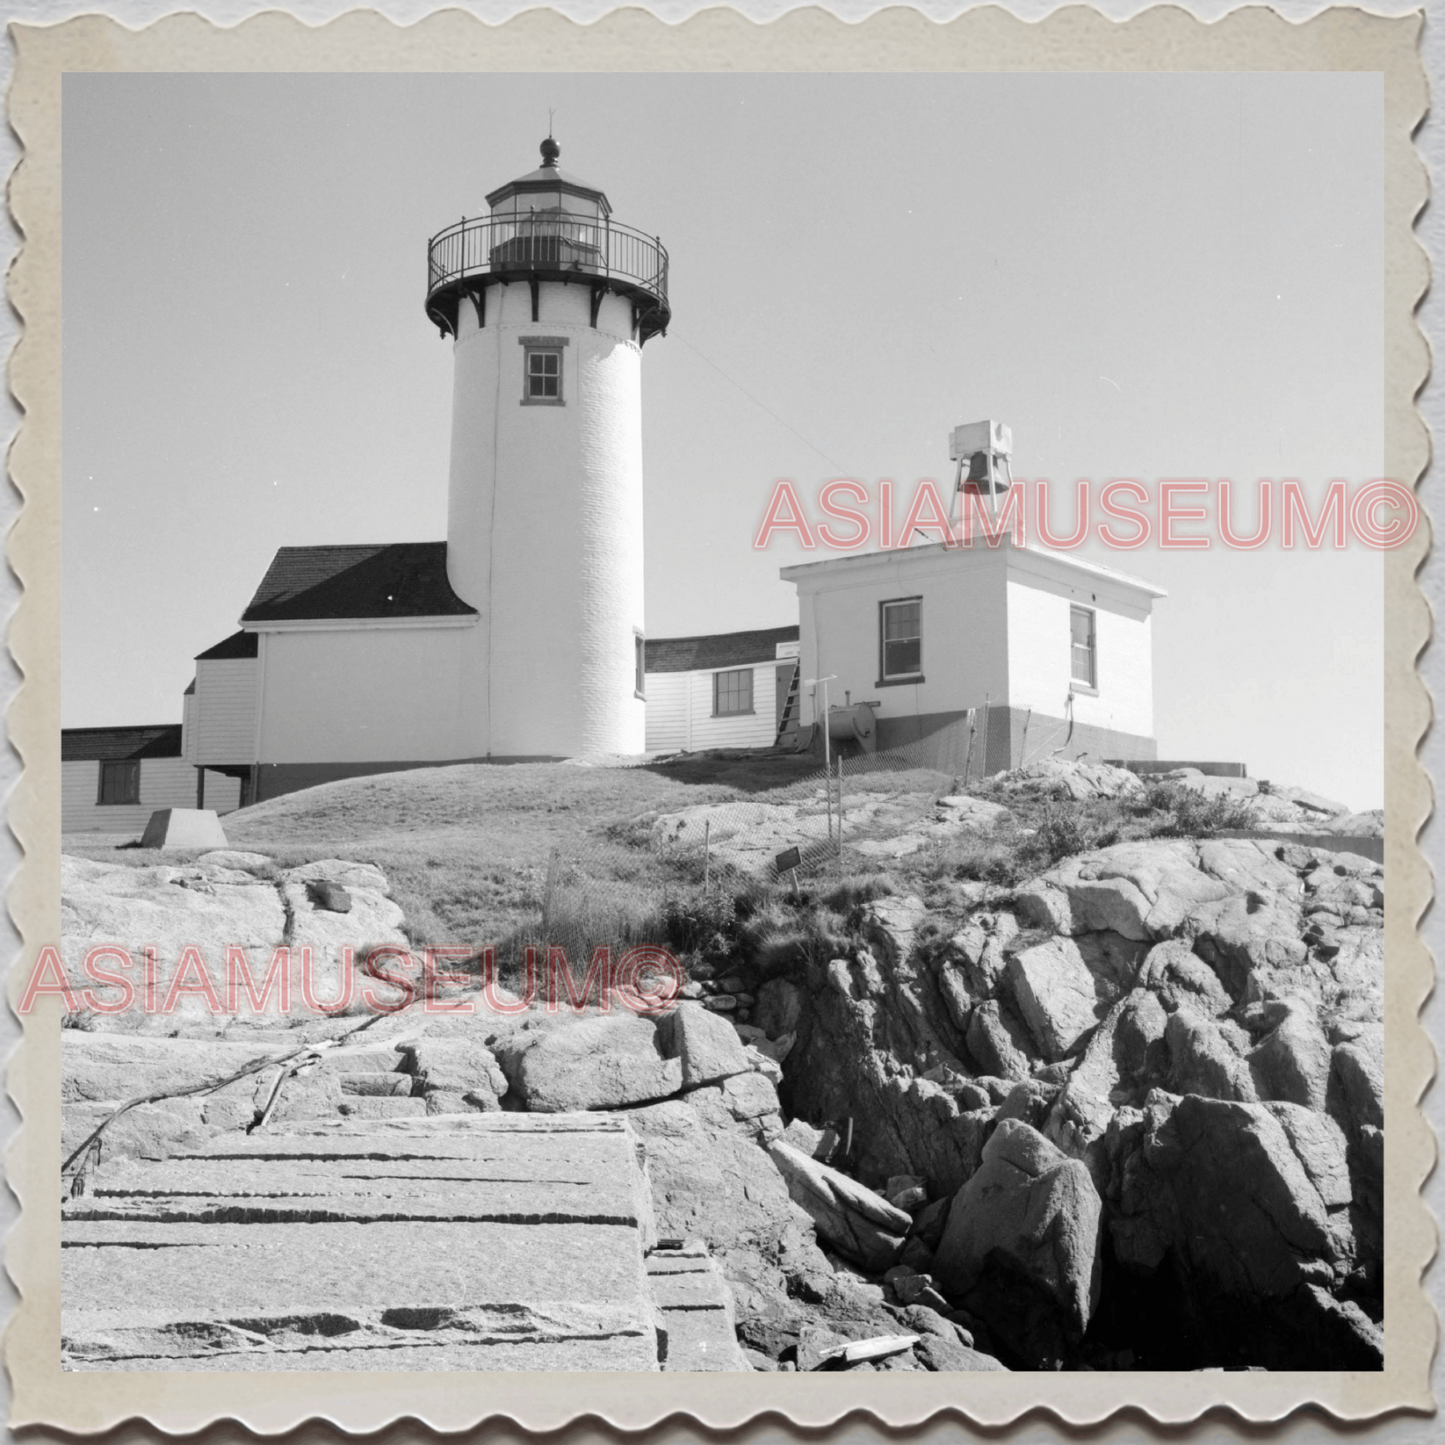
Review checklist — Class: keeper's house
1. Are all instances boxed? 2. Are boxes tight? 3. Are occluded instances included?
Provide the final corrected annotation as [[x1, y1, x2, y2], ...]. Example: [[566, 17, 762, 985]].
[[61, 724, 242, 834], [644, 626, 801, 753], [780, 537, 1165, 772]]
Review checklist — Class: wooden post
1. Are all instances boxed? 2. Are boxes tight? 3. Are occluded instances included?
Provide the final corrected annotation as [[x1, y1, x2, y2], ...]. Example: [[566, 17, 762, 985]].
[[963, 708, 977, 786], [836, 755, 844, 854], [703, 818, 711, 894], [542, 847, 560, 940]]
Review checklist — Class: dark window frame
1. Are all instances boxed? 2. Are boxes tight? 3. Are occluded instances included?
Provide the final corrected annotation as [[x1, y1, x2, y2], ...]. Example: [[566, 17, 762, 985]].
[[97, 758, 141, 806], [1070, 604, 1098, 690], [879, 596, 924, 683], [634, 630, 646, 700], [713, 667, 755, 717]]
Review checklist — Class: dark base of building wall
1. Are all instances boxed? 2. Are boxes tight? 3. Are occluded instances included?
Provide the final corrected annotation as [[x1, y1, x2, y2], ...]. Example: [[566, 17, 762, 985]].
[[1109, 759, 1249, 778], [865, 706, 1156, 777], [252, 757, 564, 805]]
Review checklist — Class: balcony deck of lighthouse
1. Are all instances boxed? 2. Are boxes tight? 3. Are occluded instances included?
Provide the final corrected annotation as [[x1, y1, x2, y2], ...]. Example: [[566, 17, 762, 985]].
[[429, 137, 669, 759]]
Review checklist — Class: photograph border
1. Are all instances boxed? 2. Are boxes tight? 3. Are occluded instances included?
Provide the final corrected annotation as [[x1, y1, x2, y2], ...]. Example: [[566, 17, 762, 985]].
[[5, 3, 1434, 1431]]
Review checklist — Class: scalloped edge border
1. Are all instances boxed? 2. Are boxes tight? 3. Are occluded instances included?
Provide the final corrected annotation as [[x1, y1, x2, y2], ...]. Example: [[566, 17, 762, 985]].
[[4, 3, 1434, 1433]]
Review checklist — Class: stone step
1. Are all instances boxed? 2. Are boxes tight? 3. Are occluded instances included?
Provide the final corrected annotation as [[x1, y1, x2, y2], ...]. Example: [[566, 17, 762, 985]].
[[646, 1242, 750, 1372], [339, 1073, 412, 1095], [335, 1097, 427, 1119], [62, 1113, 661, 1371]]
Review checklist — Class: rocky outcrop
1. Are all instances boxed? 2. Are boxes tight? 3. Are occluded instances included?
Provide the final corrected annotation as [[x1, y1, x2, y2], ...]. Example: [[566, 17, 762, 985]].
[[933, 1120, 1102, 1367], [491, 1012, 684, 1111], [734, 831, 1384, 1369], [60, 853, 408, 1031], [60, 786, 1385, 1373]]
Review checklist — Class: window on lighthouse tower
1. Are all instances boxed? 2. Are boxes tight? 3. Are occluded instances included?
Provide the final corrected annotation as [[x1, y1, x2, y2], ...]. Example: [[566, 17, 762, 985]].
[[520, 335, 568, 405]]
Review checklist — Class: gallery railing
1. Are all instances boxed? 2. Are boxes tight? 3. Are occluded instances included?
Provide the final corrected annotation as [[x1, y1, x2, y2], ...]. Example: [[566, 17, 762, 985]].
[[426, 213, 669, 311]]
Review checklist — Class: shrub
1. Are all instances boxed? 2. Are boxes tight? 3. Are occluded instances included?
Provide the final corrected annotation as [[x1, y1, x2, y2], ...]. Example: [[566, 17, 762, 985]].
[[819, 874, 897, 912], [658, 888, 737, 959], [1136, 781, 1257, 837]]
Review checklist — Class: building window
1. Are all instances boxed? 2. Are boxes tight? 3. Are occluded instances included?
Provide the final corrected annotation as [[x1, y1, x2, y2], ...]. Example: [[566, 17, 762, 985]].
[[880, 598, 923, 680], [713, 668, 754, 717], [1071, 605, 1097, 688], [634, 631, 646, 699], [519, 335, 569, 405], [97, 759, 141, 806]]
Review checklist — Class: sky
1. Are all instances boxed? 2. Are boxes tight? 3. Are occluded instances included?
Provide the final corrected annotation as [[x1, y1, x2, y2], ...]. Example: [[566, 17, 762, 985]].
[[62, 71, 1385, 808]]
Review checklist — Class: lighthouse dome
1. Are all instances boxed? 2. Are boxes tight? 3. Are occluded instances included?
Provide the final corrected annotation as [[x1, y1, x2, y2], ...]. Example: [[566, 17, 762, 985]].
[[485, 138, 611, 220]]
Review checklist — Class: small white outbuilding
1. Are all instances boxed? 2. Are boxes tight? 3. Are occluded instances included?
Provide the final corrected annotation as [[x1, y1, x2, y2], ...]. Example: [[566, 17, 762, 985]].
[[780, 536, 1165, 773]]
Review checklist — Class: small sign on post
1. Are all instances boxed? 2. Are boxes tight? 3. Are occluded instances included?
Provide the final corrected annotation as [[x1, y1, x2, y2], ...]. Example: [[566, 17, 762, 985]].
[[775, 845, 802, 897]]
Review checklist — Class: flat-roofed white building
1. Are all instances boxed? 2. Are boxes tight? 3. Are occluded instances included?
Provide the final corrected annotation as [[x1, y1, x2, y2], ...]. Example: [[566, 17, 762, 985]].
[[780, 538, 1165, 773]]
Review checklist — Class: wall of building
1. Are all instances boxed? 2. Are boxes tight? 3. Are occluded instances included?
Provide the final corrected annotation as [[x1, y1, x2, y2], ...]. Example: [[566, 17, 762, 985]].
[[447, 281, 646, 758], [787, 546, 1012, 741], [190, 657, 259, 767], [254, 624, 472, 764], [645, 665, 779, 752], [61, 759, 241, 833], [787, 542, 1161, 769], [1005, 575, 1155, 740], [869, 706, 1156, 774]]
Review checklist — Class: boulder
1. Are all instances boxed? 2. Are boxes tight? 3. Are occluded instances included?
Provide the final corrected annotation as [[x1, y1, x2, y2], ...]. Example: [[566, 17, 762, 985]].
[[1329, 1036, 1384, 1134], [1246, 1001, 1332, 1110], [861, 895, 929, 969], [995, 758, 1143, 801], [1005, 938, 1106, 1059], [936, 795, 1012, 828], [656, 1002, 751, 1086], [720, 1071, 781, 1121], [933, 1119, 1102, 1365], [491, 1012, 682, 1112], [1165, 1004, 1257, 1102], [965, 1000, 1034, 1080], [753, 979, 804, 1038], [399, 1039, 509, 1104], [60, 853, 406, 1030], [1112, 1095, 1338, 1298], [1016, 840, 1233, 942], [1135, 937, 1232, 1016], [767, 1140, 910, 1273], [281, 859, 392, 897], [62, 1033, 285, 1104]]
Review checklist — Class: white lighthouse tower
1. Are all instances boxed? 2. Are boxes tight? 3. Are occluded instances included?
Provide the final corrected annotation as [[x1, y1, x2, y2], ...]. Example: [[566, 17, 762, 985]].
[[425, 138, 669, 758]]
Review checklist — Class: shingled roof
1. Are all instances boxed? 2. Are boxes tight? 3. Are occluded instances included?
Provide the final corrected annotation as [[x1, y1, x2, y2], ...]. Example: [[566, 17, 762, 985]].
[[196, 630, 259, 661], [645, 625, 799, 675], [62, 724, 183, 763], [240, 543, 477, 624]]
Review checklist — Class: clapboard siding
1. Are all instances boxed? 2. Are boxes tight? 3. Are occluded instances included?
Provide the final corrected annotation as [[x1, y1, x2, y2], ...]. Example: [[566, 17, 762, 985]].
[[182, 692, 198, 764], [643, 673, 690, 751], [644, 665, 776, 751], [194, 658, 258, 765], [61, 760, 242, 834]]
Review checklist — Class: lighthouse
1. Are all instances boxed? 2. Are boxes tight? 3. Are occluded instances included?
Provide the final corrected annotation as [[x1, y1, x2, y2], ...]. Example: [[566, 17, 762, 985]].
[[425, 138, 670, 758]]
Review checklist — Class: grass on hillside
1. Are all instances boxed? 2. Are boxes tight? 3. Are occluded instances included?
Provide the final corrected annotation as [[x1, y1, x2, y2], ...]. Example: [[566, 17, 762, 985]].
[[63, 758, 1256, 977]]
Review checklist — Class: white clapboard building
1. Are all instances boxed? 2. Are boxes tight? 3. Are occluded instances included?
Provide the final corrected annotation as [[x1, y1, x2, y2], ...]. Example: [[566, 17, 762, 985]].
[[643, 627, 800, 753], [61, 724, 241, 834]]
